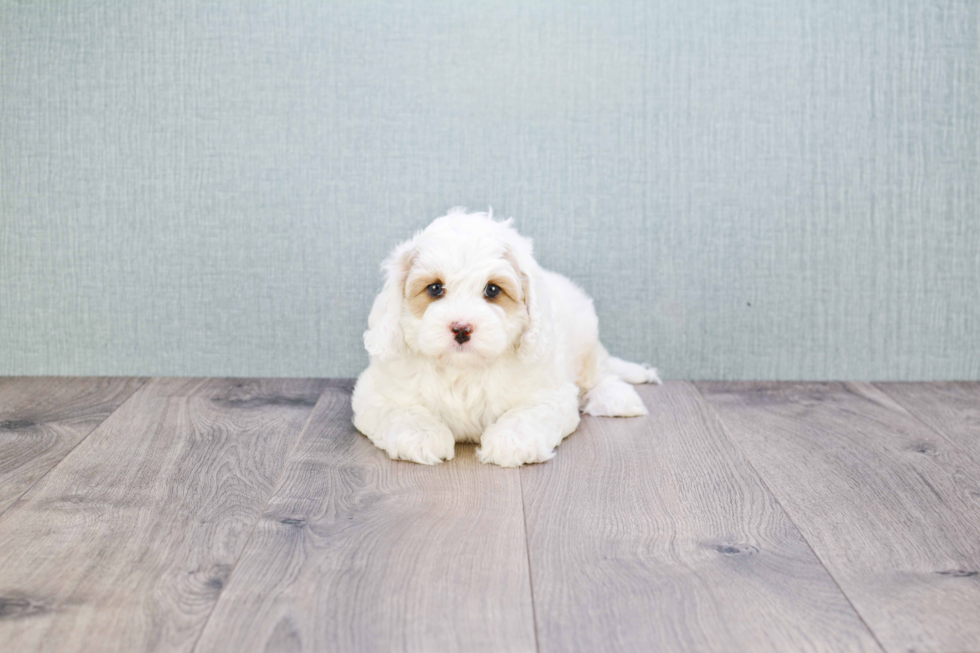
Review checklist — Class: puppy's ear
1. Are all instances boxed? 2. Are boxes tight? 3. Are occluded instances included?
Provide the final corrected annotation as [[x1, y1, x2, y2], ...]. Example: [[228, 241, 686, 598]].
[[505, 240, 550, 362], [364, 238, 417, 361]]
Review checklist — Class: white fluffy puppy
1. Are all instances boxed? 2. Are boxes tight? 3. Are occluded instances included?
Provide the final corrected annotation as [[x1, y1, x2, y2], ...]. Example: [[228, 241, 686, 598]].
[[352, 209, 661, 467]]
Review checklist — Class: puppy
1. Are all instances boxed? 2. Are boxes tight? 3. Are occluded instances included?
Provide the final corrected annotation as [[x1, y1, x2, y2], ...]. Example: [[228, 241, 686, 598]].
[[352, 209, 661, 467]]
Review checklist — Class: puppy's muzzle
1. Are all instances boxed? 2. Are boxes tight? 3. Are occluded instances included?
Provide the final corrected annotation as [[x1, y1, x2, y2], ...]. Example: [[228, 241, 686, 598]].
[[450, 322, 473, 344]]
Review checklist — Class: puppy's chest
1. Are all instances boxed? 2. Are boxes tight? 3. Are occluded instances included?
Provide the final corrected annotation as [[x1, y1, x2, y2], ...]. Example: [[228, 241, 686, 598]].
[[419, 370, 510, 441]]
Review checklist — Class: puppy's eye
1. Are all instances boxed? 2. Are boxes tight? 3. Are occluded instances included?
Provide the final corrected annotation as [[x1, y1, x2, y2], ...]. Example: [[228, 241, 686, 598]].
[[426, 283, 444, 298], [484, 283, 501, 299]]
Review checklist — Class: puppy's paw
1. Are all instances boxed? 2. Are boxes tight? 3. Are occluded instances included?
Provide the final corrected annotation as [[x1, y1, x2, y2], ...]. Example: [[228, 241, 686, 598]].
[[605, 356, 662, 385], [584, 376, 649, 417], [641, 365, 662, 385], [477, 426, 556, 467], [382, 422, 456, 465]]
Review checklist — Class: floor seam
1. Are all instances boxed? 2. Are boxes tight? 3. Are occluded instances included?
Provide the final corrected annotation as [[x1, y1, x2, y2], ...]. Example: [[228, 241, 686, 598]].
[[871, 382, 980, 470], [0, 376, 150, 522], [187, 379, 329, 653], [690, 381, 890, 653], [519, 466, 543, 653]]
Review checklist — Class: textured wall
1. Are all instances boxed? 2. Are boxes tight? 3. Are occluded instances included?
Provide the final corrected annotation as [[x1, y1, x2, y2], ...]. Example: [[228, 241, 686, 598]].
[[1, 0, 978, 379]]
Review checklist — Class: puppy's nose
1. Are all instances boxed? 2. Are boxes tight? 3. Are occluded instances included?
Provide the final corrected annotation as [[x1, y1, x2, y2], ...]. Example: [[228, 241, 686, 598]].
[[450, 322, 473, 344]]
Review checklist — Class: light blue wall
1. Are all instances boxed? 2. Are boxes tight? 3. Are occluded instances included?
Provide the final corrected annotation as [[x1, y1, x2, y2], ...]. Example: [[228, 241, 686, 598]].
[[1, 0, 978, 379]]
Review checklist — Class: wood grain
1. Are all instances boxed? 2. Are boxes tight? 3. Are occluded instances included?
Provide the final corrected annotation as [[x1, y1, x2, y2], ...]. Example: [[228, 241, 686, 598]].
[[0, 377, 326, 653], [521, 382, 881, 653], [697, 381, 980, 653], [876, 382, 980, 464], [193, 381, 536, 653], [0, 377, 146, 515]]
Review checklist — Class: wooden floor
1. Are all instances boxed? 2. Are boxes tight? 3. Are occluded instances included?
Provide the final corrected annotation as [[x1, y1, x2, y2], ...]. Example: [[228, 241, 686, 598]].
[[0, 379, 978, 653]]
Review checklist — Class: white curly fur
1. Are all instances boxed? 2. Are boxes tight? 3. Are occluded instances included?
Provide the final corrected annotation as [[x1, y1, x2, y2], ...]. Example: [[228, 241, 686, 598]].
[[352, 209, 661, 467]]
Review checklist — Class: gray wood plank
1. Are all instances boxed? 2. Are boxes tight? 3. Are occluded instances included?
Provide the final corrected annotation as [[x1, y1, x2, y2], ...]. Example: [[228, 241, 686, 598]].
[[0, 377, 147, 515], [194, 381, 536, 653], [521, 381, 881, 653], [876, 382, 980, 464], [697, 381, 980, 653], [0, 377, 327, 653]]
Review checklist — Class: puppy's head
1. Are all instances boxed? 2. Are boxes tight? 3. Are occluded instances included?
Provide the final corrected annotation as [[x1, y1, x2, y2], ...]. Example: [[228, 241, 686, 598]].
[[364, 209, 546, 365]]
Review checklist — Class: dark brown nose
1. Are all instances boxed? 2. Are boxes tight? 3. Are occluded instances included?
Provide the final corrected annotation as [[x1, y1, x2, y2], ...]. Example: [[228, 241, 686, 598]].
[[451, 322, 473, 344]]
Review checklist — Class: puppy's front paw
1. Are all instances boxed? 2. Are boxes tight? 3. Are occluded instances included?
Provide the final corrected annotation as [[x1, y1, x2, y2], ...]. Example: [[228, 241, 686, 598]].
[[382, 422, 455, 465], [477, 426, 556, 468]]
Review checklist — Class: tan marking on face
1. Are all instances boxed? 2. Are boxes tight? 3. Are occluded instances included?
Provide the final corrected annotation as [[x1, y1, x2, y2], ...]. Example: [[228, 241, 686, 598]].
[[485, 277, 522, 315], [406, 275, 442, 318]]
